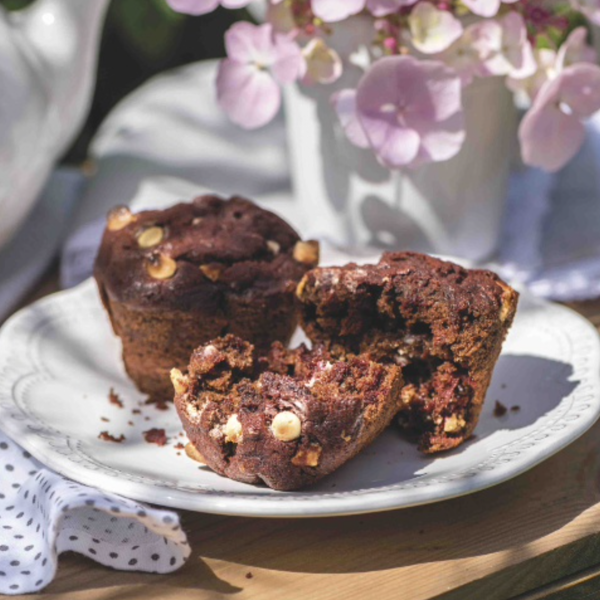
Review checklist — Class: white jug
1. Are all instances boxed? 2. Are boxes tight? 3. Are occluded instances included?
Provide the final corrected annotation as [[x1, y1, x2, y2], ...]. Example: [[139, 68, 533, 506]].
[[0, 0, 110, 248]]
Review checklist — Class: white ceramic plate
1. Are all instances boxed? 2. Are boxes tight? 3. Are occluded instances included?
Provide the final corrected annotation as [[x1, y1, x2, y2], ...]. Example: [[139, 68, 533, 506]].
[[0, 278, 599, 518]]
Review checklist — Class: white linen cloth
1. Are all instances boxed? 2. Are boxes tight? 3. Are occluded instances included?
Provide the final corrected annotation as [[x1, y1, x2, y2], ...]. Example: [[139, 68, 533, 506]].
[[2, 59, 600, 595]]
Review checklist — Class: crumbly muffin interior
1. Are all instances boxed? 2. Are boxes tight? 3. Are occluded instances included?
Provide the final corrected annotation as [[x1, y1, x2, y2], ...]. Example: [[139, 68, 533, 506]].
[[297, 252, 518, 453], [174, 335, 402, 490]]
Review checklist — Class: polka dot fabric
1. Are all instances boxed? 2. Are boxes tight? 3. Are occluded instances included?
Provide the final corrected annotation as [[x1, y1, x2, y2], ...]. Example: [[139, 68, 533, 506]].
[[0, 431, 190, 595]]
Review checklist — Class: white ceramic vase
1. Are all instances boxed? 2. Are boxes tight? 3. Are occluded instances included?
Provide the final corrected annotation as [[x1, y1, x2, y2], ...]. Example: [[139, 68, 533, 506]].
[[284, 72, 518, 261]]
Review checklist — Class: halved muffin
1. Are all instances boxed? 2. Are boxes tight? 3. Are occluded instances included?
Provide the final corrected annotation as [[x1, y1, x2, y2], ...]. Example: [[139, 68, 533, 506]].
[[173, 335, 403, 491], [296, 252, 518, 453]]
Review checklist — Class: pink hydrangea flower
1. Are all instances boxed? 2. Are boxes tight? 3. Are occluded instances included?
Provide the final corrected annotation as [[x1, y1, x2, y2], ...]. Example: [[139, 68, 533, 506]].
[[367, 0, 419, 17], [166, 0, 251, 15], [408, 2, 463, 55], [311, 0, 417, 22], [311, 0, 366, 22], [472, 12, 536, 80], [216, 22, 305, 129], [461, 0, 518, 18], [335, 56, 465, 169], [519, 63, 600, 171]]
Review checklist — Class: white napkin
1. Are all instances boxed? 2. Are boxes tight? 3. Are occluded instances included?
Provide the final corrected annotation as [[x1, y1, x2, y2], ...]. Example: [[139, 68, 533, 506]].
[[0, 431, 190, 595]]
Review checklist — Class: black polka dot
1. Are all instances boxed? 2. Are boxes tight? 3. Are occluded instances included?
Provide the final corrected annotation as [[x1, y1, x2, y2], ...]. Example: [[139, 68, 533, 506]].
[[5, 464, 14, 472], [14, 535, 23, 539], [109, 552, 118, 559], [2, 526, 11, 530], [0, 571, 5, 576], [24, 545, 33, 551], [26, 518, 33, 526], [92, 538, 100, 544], [0, 546, 7, 551], [69, 535, 78, 541], [12, 483, 20, 489], [35, 553, 41, 560], [85, 499, 95, 506], [137, 510, 147, 518], [23, 491, 29, 499], [21, 570, 30, 575], [151, 553, 160, 561], [22, 450, 31, 458], [9, 584, 18, 590], [111, 507, 121, 513], [35, 580, 43, 587], [163, 516, 173, 524], [16, 512, 24, 519], [10, 561, 20, 567], [42, 558, 47, 566], [170, 557, 176, 566], [88, 548, 97, 555], [0, 442, 7, 449], [132, 545, 139, 551], [128, 558, 137, 566]]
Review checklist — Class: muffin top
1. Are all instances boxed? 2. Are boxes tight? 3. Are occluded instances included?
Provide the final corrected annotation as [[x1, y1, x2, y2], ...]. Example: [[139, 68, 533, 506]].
[[94, 195, 318, 310]]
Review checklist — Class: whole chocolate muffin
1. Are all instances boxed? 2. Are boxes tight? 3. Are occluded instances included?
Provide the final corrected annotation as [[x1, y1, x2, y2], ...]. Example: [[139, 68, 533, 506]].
[[94, 195, 319, 402], [173, 335, 403, 491], [296, 252, 518, 454]]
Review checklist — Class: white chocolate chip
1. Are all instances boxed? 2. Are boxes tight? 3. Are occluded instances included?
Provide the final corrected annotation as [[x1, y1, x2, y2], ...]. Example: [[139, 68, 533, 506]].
[[170, 368, 189, 395], [444, 415, 466, 434], [271, 411, 302, 442], [185, 443, 206, 464], [293, 240, 320, 266], [267, 240, 281, 255], [107, 206, 135, 231], [200, 264, 222, 282], [224, 414, 243, 444], [146, 254, 177, 279], [292, 444, 322, 467], [497, 282, 515, 322], [137, 226, 164, 249]]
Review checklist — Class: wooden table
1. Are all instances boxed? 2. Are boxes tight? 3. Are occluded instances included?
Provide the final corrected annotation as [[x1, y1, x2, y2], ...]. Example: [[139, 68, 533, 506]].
[[10, 271, 600, 600]]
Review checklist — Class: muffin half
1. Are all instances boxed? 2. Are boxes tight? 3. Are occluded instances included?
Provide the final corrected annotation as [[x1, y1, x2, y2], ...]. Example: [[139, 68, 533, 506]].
[[296, 252, 518, 454], [173, 335, 403, 491]]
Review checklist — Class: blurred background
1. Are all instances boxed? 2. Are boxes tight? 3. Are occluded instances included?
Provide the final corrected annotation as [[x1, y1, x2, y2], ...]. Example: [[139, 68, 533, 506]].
[[1, 0, 247, 163]]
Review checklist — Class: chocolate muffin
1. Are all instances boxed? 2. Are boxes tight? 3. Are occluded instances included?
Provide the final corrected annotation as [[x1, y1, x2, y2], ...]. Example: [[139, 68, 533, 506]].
[[173, 335, 403, 491], [94, 195, 319, 402], [296, 252, 518, 454]]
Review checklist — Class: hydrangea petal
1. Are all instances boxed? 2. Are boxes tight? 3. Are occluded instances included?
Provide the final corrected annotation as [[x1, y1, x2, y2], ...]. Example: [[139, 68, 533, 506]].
[[409, 2, 463, 55], [312, 0, 366, 22], [166, 0, 219, 14], [216, 59, 282, 129], [332, 89, 370, 148], [519, 104, 585, 172]]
